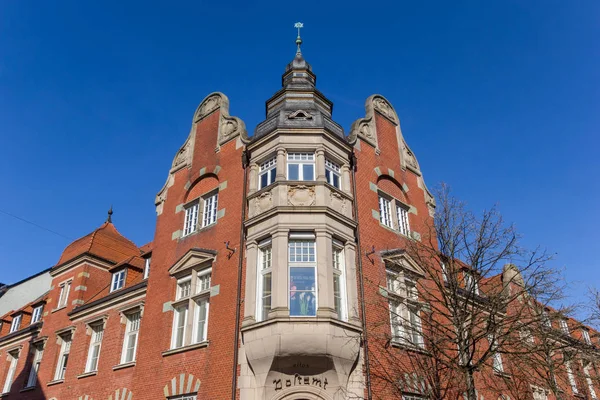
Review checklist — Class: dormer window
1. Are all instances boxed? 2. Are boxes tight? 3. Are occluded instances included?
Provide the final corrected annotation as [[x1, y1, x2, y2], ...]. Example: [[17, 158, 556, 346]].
[[287, 153, 315, 181], [9, 314, 21, 333], [111, 270, 126, 292], [31, 305, 43, 324]]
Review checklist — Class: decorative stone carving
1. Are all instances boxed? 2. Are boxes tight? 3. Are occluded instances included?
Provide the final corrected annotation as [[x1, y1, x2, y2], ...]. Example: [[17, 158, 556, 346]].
[[329, 191, 347, 215], [195, 94, 222, 122], [373, 96, 397, 122], [164, 373, 201, 398], [251, 191, 273, 217], [401, 139, 419, 171], [424, 189, 436, 217], [287, 109, 313, 120], [287, 185, 315, 206]]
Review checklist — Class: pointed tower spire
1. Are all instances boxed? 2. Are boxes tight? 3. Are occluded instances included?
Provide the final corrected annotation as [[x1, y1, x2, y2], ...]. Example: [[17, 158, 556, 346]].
[[106, 205, 113, 223], [294, 22, 304, 55]]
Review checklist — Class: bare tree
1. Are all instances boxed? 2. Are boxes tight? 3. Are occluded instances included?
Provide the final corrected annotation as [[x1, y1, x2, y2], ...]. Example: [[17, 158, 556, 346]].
[[366, 184, 574, 400]]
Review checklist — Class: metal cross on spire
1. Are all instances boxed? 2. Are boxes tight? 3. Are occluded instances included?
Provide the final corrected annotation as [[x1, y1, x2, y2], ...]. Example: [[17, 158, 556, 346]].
[[294, 22, 304, 54]]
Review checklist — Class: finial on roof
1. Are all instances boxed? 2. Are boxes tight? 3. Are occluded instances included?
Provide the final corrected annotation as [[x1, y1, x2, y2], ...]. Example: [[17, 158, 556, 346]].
[[107, 205, 113, 223], [294, 22, 304, 55]]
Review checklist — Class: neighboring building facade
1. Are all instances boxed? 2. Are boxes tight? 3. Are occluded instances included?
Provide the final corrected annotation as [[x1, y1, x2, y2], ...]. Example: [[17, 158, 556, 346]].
[[0, 40, 598, 400]]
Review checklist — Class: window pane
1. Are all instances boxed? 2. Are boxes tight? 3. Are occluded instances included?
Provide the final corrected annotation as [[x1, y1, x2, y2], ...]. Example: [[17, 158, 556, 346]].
[[290, 267, 316, 316], [302, 164, 314, 180], [195, 300, 208, 343], [333, 275, 342, 319], [288, 164, 299, 180], [261, 272, 272, 321], [260, 172, 269, 189]]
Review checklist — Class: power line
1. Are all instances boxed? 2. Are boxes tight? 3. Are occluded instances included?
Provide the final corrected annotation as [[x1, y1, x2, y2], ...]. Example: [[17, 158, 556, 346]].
[[0, 208, 74, 241]]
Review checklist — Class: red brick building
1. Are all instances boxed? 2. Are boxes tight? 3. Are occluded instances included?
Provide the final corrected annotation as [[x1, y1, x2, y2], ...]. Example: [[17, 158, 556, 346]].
[[0, 38, 598, 400]]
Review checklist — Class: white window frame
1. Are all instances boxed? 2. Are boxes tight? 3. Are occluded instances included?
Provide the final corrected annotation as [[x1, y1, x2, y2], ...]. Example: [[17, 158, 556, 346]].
[[464, 271, 480, 295], [31, 305, 43, 324], [396, 204, 410, 236], [120, 311, 141, 364], [566, 359, 579, 394], [560, 319, 570, 335], [143, 257, 151, 279], [288, 233, 317, 317], [386, 269, 424, 348], [332, 240, 347, 321], [2, 350, 18, 394], [489, 336, 504, 373], [584, 362, 597, 399], [110, 269, 126, 292], [287, 152, 315, 181], [171, 268, 212, 349], [54, 333, 72, 380], [85, 322, 104, 372], [170, 396, 197, 400], [57, 280, 72, 309], [202, 192, 218, 227], [9, 315, 21, 333], [183, 201, 200, 236], [582, 329, 592, 345], [256, 239, 272, 322], [379, 195, 393, 228], [325, 159, 341, 189], [259, 157, 276, 189], [25, 343, 43, 388]]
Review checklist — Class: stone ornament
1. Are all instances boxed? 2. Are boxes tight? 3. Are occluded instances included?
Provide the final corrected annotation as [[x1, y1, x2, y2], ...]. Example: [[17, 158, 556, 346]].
[[287, 109, 313, 120], [288, 185, 316, 206], [155, 92, 248, 214], [329, 191, 347, 215], [373, 96, 397, 123], [108, 388, 132, 400], [164, 373, 201, 398], [401, 139, 420, 172], [250, 191, 273, 218]]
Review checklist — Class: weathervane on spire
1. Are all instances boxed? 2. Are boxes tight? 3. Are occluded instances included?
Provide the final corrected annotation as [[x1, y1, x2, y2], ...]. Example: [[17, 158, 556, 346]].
[[106, 205, 113, 223], [294, 22, 304, 54]]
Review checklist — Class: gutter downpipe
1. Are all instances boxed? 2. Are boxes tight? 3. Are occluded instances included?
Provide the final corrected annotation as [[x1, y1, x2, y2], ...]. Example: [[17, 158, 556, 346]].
[[232, 148, 249, 400], [350, 150, 373, 400]]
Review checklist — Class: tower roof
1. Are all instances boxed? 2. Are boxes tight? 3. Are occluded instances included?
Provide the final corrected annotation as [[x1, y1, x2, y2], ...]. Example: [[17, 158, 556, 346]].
[[253, 23, 344, 140], [55, 221, 140, 267]]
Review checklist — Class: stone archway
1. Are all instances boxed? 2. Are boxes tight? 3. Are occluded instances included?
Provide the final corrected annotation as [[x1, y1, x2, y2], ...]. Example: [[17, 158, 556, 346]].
[[271, 387, 332, 400]]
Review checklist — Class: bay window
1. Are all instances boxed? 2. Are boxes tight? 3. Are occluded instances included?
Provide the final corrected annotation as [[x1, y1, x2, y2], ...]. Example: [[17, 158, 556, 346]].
[[287, 153, 315, 181], [121, 311, 141, 364], [289, 234, 316, 317], [325, 159, 341, 188], [256, 239, 272, 322], [332, 240, 347, 320], [259, 157, 276, 189]]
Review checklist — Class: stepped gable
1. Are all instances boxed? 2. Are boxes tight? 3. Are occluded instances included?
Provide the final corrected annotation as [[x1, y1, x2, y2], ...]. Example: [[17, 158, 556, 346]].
[[55, 221, 140, 267]]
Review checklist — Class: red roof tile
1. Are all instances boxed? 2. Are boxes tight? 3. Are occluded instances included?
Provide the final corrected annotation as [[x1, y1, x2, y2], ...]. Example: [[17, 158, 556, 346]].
[[55, 222, 140, 266]]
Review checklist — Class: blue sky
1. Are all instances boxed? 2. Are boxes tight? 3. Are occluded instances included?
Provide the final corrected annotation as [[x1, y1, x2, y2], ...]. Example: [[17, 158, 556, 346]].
[[0, 1, 598, 305]]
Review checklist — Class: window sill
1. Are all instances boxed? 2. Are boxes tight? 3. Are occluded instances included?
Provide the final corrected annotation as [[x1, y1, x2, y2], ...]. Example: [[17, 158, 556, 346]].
[[493, 371, 511, 379], [162, 341, 209, 357], [113, 361, 136, 371], [77, 371, 97, 379], [47, 379, 64, 387], [0, 393, 9, 398], [390, 340, 428, 355], [180, 223, 217, 241], [51, 306, 67, 313], [20, 386, 36, 393]]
